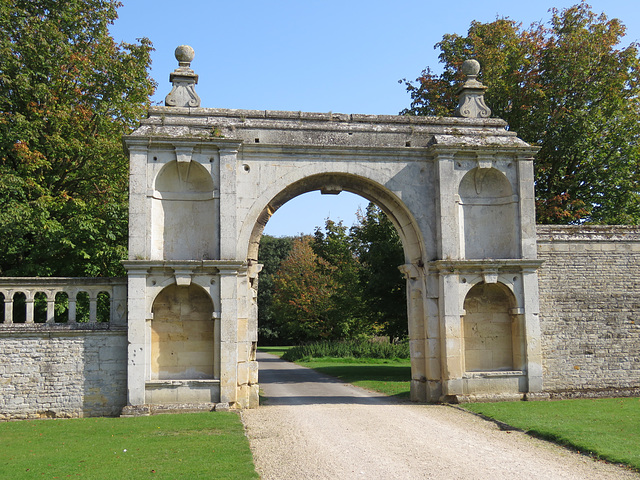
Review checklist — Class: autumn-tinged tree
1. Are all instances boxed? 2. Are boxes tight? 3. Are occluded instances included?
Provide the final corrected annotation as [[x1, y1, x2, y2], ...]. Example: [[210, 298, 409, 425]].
[[0, 1, 155, 276], [264, 208, 408, 343], [270, 236, 337, 343], [402, 3, 640, 224], [257, 235, 293, 343]]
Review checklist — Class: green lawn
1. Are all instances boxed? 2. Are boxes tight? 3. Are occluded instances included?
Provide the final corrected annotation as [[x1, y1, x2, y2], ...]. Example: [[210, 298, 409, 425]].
[[464, 398, 640, 471], [0, 412, 259, 479]]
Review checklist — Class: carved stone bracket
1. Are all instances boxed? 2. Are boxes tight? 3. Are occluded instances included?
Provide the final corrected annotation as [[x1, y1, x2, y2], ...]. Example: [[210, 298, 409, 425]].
[[455, 59, 491, 119], [165, 45, 201, 108]]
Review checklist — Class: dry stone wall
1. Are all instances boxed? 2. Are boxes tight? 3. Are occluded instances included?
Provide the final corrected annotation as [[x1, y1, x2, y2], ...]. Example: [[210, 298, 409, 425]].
[[537, 225, 640, 397], [0, 326, 127, 419]]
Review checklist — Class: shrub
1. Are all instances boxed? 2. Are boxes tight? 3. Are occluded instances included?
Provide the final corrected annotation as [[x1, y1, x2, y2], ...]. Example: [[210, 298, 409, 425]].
[[281, 339, 409, 361]]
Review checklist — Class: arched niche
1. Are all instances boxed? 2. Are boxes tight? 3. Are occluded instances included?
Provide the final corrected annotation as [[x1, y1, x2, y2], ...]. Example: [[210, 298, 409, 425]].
[[151, 160, 216, 260], [458, 168, 518, 259], [150, 283, 215, 380], [462, 282, 524, 372]]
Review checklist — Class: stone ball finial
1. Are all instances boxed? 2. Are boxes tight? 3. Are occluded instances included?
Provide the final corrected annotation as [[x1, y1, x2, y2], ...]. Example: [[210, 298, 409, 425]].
[[455, 59, 490, 118], [175, 45, 195, 67], [461, 59, 481, 77]]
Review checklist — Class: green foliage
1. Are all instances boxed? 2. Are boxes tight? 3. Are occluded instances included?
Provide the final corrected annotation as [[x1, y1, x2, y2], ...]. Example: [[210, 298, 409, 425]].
[[257, 235, 293, 343], [350, 204, 407, 339], [402, 3, 640, 224], [281, 339, 409, 361], [263, 204, 407, 343], [0, 1, 156, 276], [312, 220, 369, 338], [0, 412, 259, 479], [465, 398, 640, 471], [270, 235, 338, 342]]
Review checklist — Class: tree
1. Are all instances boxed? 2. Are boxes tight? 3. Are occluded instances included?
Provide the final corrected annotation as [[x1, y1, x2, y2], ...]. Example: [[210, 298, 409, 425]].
[[311, 220, 368, 338], [350, 204, 407, 339], [270, 236, 337, 343], [401, 3, 640, 224], [257, 235, 293, 343], [0, 0, 155, 276]]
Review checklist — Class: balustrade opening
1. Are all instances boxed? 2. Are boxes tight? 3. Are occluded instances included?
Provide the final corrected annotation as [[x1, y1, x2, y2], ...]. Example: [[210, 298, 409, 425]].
[[54, 292, 69, 323], [12, 292, 26, 323], [34, 292, 47, 323]]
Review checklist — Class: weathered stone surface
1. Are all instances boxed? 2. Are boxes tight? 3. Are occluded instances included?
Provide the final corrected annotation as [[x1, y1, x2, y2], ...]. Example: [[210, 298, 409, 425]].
[[120, 49, 543, 408], [0, 329, 127, 419], [537, 225, 640, 396]]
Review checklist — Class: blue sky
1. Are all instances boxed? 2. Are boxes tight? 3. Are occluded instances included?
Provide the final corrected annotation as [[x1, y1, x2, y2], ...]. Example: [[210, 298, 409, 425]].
[[110, 0, 640, 237]]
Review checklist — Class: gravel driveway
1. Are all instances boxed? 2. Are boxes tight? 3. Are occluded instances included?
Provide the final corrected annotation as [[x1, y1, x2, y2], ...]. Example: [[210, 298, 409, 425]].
[[241, 352, 638, 480]]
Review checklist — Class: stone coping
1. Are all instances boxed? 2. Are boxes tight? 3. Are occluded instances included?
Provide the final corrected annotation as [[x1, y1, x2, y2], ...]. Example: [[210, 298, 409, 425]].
[[463, 370, 525, 378], [0, 323, 126, 334], [146, 105, 510, 128], [0, 277, 127, 287], [537, 224, 640, 242], [121, 402, 230, 417], [126, 106, 537, 151], [145, 379, 221, 388]]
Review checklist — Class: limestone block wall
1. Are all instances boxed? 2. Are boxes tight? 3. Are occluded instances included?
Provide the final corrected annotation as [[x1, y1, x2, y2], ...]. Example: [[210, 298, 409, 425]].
[[537, 225, 640, 396], [0, 326, 127, 419]]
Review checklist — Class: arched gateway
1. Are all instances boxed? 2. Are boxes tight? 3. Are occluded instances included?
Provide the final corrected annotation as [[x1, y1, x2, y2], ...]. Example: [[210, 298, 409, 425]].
[[122, 48, 542, 409]]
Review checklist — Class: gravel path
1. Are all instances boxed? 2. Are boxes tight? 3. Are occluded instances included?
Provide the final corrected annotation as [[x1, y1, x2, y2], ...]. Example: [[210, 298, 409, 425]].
[[242, 352, 638, 480]]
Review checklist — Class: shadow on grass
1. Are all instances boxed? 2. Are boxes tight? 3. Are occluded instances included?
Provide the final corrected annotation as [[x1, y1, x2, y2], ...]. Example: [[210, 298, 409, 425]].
[[307, 365, 410, 382], [306, 365, 411, 399]]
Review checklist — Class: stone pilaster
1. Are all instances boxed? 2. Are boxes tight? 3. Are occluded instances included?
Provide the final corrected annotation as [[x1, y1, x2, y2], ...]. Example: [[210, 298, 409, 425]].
[[218, 265, 240, 405], [123, 266, 149, 406], [127, 141, 149, 260], [218, 146, 241, 260], [517, 153, 539, 259], [522, 266, 543, 392], [438, 271, 464, 397], [434, 151, 459, 260], [400, 264, 428, 402]]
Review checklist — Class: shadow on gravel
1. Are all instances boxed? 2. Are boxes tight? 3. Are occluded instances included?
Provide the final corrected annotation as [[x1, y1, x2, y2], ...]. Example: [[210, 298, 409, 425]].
[[257, 353, 411, 406], [260, 395, 402, 406]]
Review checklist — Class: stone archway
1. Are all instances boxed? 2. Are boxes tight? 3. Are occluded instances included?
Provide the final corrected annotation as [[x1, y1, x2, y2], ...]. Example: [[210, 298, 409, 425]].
[[122, 50, 542, 409]]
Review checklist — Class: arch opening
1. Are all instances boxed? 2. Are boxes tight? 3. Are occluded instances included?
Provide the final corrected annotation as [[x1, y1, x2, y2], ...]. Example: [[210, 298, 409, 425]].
[[12, 292, 26, 323], [248, 173, 424, 265], [249, 172, 425, 400]]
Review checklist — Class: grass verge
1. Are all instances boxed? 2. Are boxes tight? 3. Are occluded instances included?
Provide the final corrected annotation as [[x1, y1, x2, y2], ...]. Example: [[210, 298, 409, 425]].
[[464, 398, 640, 471], [257, 345, 292, 357], [0, 412, 259, 479]]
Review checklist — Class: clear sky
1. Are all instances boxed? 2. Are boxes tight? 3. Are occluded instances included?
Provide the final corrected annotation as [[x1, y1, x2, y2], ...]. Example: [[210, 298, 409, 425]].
[[109, 0, 640, 237]]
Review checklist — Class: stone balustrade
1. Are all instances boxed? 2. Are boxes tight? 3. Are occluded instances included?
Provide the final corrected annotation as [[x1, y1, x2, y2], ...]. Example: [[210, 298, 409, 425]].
[[0, 278, 127, 326]]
